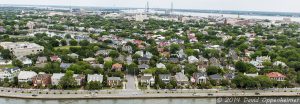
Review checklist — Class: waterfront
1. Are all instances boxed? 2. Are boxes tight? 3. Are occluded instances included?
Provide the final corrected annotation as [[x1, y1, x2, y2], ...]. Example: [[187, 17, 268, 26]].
[[0, 98, 216, 104]]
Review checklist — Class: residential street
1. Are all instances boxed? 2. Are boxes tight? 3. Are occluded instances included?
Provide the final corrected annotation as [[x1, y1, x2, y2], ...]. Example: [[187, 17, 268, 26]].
[[125, 75, 138, 90]]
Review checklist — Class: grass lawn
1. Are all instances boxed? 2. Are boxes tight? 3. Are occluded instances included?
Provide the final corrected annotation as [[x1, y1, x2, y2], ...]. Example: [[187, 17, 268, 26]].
[[54, 46, 81, 50], [0, 64, 15, 69]]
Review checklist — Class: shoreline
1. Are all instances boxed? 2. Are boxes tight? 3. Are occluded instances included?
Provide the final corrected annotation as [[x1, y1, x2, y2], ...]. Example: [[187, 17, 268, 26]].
[[0, 92, 299, 100]]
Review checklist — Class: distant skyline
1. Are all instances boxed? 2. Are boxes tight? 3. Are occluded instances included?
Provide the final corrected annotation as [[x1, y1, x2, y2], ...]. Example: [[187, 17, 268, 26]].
[[1, 0, 300, 13]]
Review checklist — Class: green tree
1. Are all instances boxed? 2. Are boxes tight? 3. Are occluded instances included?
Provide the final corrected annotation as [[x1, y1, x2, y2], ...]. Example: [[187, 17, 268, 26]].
[[60, 39, 67, 46], [69, 39, 78, 46], [65, 34, 71, 39], [170, 44, 180, 54], [109, 50, 119, 58], [59, 70, 77, 89], [12, 59, 23, 68], [79, 40, 90, 46], [86, 81, 103, 90], [127, 63, 139, 75], [0, 49, 12, 59], [206, 66, 222, 75]]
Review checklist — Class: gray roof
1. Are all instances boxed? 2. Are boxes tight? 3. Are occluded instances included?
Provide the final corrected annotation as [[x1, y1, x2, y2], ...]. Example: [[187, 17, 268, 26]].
[[159, 74, 171, 79], [87, 74, 103, 82], [169, 58, 179, 63], [224, 73, 235, 79], [51, 73, 65, 79], [108, 77, 121, 81], [37, 56, 47, 61], [138, 57, 150, 61], [60, 63, 72, 69], [209, 74, 224, 80], [175, 72, 189, 81], [138, 64, 149, 69], [193, 72, 207, 79], [141, 76, 153, 81], [4, 67, 20, 73]]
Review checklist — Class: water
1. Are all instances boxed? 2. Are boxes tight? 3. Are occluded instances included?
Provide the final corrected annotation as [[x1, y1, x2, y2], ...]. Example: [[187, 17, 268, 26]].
[[0, 97, 216, 104], [123, 9, 300, 22]]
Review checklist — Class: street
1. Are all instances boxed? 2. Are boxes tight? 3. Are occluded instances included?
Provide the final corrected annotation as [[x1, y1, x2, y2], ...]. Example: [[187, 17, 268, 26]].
[[125, 75, 137, 90]]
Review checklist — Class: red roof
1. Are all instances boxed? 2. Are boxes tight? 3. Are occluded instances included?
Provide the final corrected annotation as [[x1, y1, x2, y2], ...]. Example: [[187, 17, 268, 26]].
[[266, 72, 286, 78], [50, 55, 60, 61], [112, 63, 122, 69]]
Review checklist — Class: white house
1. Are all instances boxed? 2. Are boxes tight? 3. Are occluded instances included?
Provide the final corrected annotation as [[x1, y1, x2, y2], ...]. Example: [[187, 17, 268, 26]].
[[140, 74, 155, 86], [250, 60, 264, 69], [0, 71, 13, 81], [18, 71, 37, 82], [156, 63, 166, 69], [188, 56, 199, 64], [273, 61, 287, 68], [51, 73, 65, 85], [87, 74, 103, 83], [18, 57, 32, 66]]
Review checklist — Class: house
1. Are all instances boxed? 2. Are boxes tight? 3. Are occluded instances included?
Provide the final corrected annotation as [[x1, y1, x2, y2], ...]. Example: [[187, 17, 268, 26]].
[[112, 63, 123, 71], [122, 46, 132, 53], [50, 55, 61, 62], [138, 57, 150, 64], [198, 56, 209, 68], [244, 73, 259, 77], [209, 57, 221, 67], [18, 71, 37, 82], [36, 56, 47, 64], [0, 60, 12, 65], [107, 77, 122, 87], [91, 64, 104, 68], [159, 74, 171, 84], [140, 74, 155, 86], [104, 57, 112, 62], [174, 71, 189, 86], [188, 56, 199, 64], [266, 72, 286, 81], [83, 57, 96, 64], [115, 55, 125, 63], [0, 26, 6, 33], [0, 70, 13, 81], [250, 60, 264, 69], [3, 67, 21, 76], [60, 63, 72, 69], [273, 61, 287, 68], [209, 74, 224, 82], [67, 53, 79, 59], [224, 73, 235, 80], [95, 49, 111, 56], [87, 74, 103, 83], [228, 49, 239, 61], [73, 74, 85, 86], [31, 73, 52, 87], [256, 56, 271, 63], [191, 72, 207, 84], [18, 57, 32, 66], [51, 73, 65, 85], [0, 42, 44, 58], [156, 63, 166, 69], [135, 51, 153, 58], [126, 55, 133, 64], [178, 49, 186, 59], [169, 58, 179, 63], [138, 64, 149, 72]]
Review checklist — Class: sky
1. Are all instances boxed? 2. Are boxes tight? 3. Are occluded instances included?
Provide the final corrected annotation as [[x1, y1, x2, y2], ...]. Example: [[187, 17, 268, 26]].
[[0, 0, 300, 13]]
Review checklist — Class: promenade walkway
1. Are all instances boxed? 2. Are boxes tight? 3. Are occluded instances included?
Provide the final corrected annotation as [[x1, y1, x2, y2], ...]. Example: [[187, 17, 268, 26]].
[[0, 87, 299, 99]]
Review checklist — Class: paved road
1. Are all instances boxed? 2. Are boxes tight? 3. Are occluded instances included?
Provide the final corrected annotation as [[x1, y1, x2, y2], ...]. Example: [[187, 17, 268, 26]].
[[125, 75, 136, 90]]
